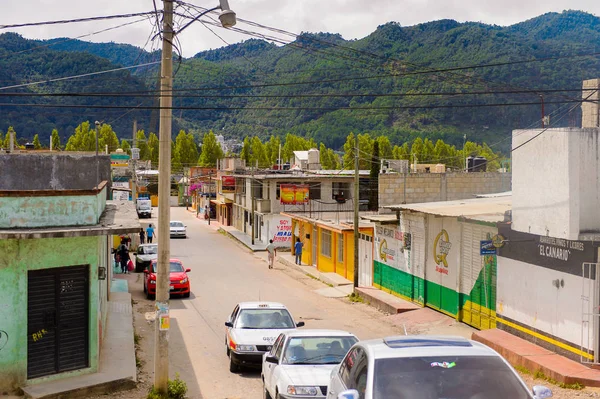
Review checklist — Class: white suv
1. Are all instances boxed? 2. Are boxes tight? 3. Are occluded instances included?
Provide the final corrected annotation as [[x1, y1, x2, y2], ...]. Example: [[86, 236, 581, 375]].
[[327, 335, 552, 399]]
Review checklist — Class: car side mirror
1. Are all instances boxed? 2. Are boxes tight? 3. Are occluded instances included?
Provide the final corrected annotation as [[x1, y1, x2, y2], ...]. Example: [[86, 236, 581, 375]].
[[533, 385, 552, 399], [225, 321, 233, 328], [296, 321, 305, 327], [185, 268, 191, 273], [143, 269, 149, 274], [338, 390, 359, 399], [266, 355, 278, 364]]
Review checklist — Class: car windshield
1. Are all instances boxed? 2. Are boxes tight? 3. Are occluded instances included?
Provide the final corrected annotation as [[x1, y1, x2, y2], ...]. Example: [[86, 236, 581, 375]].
[[140, 245, 158, 255], [139, 203, 151, 210], [373, 355, 531, 399], [151, 262, 184, 273], [236, 309, 295, 329], [282, 336, 358, 365], [170, 222, 184, 228]]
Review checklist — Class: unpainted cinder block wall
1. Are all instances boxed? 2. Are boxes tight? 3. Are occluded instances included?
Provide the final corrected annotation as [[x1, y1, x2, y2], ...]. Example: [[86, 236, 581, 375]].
[[378, 172, 511, 210]]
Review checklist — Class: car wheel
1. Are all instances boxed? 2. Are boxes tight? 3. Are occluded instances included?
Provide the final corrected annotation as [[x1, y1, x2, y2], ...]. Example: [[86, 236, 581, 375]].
[[143, 281, 147, 293], [146, 290, 153, 300], [263, 381, 272, 399], [229, 355, 239, 373], [183, 291, 190, 298], [226, 338, 230, 357]]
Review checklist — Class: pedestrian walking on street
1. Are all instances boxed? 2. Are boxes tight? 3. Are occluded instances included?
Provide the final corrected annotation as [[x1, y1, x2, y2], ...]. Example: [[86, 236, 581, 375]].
[[266, 239, 276, 269], [139, 228, 146, 244], [294, 238, 303, 265], [146, 224, 155, 243], [118, 241, 130, 274]]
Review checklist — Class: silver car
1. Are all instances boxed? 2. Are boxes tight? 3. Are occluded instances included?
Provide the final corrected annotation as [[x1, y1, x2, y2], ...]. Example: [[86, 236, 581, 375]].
[[169, 221, 187, 238], [327, 335, 552, 399], [134, 243, 158, 272]]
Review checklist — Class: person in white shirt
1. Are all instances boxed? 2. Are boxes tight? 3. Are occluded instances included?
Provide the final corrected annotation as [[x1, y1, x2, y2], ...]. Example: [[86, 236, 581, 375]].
[[266, 239, 276, 269]]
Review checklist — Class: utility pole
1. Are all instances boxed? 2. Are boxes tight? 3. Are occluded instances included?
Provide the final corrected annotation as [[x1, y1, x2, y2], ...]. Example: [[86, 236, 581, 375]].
[[155, 0, 173, 394], [208, 171, 211, 225], [251, 165, 255, 245], [540, 95, 545, 128], [95, 121, 100, 189], [353, 135, 359, 289], [132, 120, 137, 206]]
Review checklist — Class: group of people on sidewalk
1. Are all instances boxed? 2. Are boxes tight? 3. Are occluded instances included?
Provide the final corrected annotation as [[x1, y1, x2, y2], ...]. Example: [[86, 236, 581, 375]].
[[266, 238, 304, 269], [113, 224, 156, 274]]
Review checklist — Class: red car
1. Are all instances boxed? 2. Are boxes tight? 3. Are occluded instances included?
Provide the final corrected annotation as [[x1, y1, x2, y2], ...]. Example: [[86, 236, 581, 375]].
[[143, 259, 191, 299]]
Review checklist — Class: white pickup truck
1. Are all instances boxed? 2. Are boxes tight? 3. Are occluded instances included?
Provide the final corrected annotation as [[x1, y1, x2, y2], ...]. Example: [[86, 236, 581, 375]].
[[136, 199, 152, 218]]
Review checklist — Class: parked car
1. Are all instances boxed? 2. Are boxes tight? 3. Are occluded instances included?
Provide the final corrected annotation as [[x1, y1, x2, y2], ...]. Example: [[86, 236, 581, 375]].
[[225, 302, 305, 373], [327, 335, 553, 399], [136, 198, 152, 218], [134, 243, 158, 273], [262, 329, 358, 399], [169, 221, 187, 238], [143, 259, 191, 299]]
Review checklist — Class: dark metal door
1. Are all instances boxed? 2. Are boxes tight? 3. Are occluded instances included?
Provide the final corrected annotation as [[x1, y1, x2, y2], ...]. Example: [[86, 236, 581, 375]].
[[28, 265, 89, 379]]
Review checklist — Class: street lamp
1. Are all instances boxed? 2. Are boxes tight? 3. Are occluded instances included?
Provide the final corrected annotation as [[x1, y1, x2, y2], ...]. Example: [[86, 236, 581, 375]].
[[153, 1, 237, 395]]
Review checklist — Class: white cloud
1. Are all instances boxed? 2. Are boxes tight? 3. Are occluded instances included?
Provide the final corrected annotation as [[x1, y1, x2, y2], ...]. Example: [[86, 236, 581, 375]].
[[2, 0, 599, 58]]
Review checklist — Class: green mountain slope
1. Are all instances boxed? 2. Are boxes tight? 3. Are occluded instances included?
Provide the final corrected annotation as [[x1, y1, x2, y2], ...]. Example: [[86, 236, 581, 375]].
[[2, 10, 600, 151]]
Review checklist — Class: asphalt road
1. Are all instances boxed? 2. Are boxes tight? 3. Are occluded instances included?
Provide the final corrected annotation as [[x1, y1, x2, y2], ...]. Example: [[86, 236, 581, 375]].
[[131, 207, 405, 399]]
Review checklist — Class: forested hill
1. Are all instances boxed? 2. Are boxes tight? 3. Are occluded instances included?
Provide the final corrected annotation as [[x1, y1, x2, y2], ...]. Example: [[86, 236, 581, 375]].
[[1, 10, 600, 150]]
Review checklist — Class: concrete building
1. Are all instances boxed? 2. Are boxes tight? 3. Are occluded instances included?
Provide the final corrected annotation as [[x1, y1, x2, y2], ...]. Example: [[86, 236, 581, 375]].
[[364, 194, 511, 331], [0, 153, 139, 391], [378, 172, 511, 210]]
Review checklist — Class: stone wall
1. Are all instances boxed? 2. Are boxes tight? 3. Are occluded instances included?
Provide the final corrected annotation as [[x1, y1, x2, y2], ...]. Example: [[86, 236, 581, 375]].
[[582, 79, 600, 128], [378, 172, 511, 210]]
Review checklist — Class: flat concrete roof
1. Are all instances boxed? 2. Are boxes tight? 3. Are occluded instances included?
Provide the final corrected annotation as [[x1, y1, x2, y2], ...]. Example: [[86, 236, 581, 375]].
[[0, 200, 140, 239], [282, 212, 373, 232], [361, 214, 399, 224], [233, 170, 370, 179], [384, 196, 512, 224]]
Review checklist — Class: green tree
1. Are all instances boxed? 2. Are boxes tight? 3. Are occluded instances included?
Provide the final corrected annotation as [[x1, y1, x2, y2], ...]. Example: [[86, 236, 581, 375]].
[[98, 124, 119, 153], [0, 130, 3, 147], [135, 130, 150, 160], [32, 134, 42, 149], [240, 137, 251, 166], [410, 137, 424, 163], [251, 136, 269, 168], [4, 126, 17, 149], [342, 133, 356, 169], [51, 129, 61, 150], [65, 122, 95, 152], [377, 136, 393, 159], [265, 135, 281, 165], [173, 130, 199, 172], [121, 139, 131, 155], [198, 131, 223, 167], [319, 143, 332, 169], [147, 133, 159, 167]]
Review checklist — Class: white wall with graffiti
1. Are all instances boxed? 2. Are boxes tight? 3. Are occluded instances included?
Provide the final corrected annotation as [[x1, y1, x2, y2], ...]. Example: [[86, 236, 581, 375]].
[[263, 215, 292, 246]]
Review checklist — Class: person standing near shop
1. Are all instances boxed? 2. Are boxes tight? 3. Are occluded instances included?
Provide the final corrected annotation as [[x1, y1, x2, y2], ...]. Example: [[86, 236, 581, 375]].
[[266, 239, 276, 269], [294, 238, 303, 265], [146, 224, 155, 243]]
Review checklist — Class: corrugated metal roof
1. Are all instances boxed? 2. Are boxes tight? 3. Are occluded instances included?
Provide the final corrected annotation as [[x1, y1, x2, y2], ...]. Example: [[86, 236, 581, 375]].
[[384, 196, 512, 223], [361, 214, 398, 224]]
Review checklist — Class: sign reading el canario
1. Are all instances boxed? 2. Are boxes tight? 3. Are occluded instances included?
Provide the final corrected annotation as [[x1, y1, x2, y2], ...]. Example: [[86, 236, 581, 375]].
[[497, 223, 597, 276], [480, 240, 497, 255], [280, 184, 309, 205]]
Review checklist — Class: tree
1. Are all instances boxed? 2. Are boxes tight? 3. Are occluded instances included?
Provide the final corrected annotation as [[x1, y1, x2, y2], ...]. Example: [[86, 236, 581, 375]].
[[251, 136, 269, 167], [51, 129, 61, 150], [65, 122, 95, 152], [342, 133, 356, 169], [198, 130, 223, 167], [135, 130, 150, 160], [0, 130, 3, 147], [320, 143, 332, 169], [377, 136, 393, 160], [265, 135, 281, 165], [240, 137, 251, 165], [369, 140, 380, 211], [344, 133, 374, 169], [121, 139, 131, 155], [32, 134, 42, 149], [173, 130, 199, 172], [147, 133, 159, 167], [4, 126, 17, 149], [98, 124, 119, 153]]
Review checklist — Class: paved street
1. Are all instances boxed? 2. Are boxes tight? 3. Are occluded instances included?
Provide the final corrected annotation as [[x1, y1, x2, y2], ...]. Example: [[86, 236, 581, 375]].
[[111, 206, 595, 399], [131, 207, 403, 398]]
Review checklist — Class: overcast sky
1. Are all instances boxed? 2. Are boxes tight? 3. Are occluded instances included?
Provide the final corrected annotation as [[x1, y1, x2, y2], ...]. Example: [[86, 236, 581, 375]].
[[2, 0, 599, 58]]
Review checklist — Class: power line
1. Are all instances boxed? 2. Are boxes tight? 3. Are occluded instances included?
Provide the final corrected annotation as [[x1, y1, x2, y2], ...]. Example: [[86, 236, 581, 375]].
[[0, 11, 158, 30]]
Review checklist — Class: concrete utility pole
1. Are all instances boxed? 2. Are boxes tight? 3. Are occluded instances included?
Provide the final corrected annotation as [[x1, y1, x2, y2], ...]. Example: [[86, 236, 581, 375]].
[[132, 120, 137, 206], [251, 165, 255, 245], [95, 121, 100, 189], [353, 135, 359, 289], [155, 0, 174, 394], [208, 171, 212, 225]]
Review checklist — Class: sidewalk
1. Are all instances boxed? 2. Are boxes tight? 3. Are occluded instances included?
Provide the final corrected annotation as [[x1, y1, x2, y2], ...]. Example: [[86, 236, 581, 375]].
[[22, 279, 136, 399]]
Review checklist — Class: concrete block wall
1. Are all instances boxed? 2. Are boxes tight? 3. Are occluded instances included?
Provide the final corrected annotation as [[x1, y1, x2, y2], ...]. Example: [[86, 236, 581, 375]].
[[582, 79, 600, 128], [379, 172, 511, 209]]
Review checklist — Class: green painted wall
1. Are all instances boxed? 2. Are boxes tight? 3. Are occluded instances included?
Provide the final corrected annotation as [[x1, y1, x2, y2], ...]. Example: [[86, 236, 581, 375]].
[[0, 187, 106, 229], [0, 236, 101, 390]]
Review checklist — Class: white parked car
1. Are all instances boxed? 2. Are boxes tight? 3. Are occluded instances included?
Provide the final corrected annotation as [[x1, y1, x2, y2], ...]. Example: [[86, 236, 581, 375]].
[[134, 243, 158, 272], [262, 329, 358, 399], [327, 335, 553, 399], [169, 221, 187, 238], [225, 302, 304, 372]]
